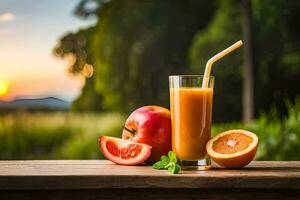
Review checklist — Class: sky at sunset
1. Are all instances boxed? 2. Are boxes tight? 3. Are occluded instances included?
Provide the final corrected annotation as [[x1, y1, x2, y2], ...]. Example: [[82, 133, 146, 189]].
[[0, 0, 96, 101]]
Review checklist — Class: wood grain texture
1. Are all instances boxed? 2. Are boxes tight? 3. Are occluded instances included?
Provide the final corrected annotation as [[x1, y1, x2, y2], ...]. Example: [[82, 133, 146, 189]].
[[0, 160, 299, 190]]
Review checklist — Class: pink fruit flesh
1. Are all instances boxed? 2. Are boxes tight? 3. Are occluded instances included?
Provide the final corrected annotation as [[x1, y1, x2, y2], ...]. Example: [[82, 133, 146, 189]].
[[99, 136, 152, 166]]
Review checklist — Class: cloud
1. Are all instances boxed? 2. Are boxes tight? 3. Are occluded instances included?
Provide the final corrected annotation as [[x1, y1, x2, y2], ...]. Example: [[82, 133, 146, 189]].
[[0, 12, 15, 22]]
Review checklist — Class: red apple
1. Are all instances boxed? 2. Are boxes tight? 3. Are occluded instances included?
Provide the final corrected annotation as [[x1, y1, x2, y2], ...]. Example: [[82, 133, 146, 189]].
[[122, 105, 171, 163]]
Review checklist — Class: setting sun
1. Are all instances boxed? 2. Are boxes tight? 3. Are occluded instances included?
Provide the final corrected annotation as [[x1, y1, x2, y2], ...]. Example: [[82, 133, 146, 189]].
[[0, 80, 8, 96]]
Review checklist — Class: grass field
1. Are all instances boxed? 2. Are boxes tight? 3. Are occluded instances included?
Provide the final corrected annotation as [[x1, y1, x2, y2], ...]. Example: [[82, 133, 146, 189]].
[[0, 112, 125, 159], [0, 99, 299, 161]]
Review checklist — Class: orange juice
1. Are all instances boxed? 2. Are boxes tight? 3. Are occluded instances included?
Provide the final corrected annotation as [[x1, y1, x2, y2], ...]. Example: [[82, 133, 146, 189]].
[[170, 88, 213, 160]]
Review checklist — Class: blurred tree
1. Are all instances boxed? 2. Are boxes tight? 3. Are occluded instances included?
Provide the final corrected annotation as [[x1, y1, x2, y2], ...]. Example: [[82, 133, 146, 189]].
[[89, 0, 215, 112], [54, 0, 300, 122], [190, 0, 300, 121], [54, 0, 215, 113], [189, 0, 243, 122], [54, 28, 95, 75], [242, 0, 254, 124], [252, 0, 300, 116], [53, 27, 104, 112]]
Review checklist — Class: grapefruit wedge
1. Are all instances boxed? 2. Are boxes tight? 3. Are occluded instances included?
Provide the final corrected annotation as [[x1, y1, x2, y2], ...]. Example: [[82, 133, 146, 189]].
[[206, 129, 258, 168], [99, 136, 152, 165]]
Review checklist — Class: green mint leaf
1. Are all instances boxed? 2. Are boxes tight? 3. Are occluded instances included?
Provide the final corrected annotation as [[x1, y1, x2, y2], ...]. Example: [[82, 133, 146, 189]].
[[167, 162, 176, 174], [164, 162, 172, 169], [167, 163, 181, 174], [173, 164, 181, 174], [161, 155, 169, 162], [168, 151, 177, 163], [153, 161, 168, 169], [152, 151, 181, 174]]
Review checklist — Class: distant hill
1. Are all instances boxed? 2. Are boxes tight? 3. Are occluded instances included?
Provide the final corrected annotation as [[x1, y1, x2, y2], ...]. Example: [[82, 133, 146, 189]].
[[0, 97, 71, 112]]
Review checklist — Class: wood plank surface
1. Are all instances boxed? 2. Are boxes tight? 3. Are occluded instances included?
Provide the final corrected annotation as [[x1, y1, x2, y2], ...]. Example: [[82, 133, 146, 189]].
[[0, 160, 299, 190]]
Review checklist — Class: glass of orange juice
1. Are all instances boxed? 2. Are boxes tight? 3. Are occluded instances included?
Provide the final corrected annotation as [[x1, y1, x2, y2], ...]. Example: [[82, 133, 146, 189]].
[[169, 75, 214, 170]]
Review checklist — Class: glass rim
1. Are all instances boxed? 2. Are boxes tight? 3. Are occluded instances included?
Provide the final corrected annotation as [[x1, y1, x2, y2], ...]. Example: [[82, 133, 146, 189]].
[[168, 75, 214, 78]]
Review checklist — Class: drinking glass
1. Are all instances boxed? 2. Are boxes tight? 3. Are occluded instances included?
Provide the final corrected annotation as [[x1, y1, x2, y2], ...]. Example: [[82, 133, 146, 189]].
[[169, 75, 214, 170]]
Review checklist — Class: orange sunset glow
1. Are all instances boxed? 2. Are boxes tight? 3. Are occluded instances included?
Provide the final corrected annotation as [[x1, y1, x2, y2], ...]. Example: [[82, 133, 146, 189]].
[[0, 80, 8, 96], [0, 0, 96, 102]]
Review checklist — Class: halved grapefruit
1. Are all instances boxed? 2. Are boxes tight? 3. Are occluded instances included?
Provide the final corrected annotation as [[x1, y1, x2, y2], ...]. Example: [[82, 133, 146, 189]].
[[99, 136, 152, 165], [206, 129, 258, 168]]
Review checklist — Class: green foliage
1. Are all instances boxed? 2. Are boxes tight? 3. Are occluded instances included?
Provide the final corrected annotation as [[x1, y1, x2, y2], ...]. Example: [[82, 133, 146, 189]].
[[0, 113, 72, 159], [89, 0, 216, 113], [251, 0, 300, 112], [53, 0, 300, 122], [53, 26, 105, 112], [189, 0, 243, 121], [0, 112, 125, 159], [55, 0, 215, 113], [53, 28, 96, 75], [253, 98, 300, 160], [190, 0, 300, 121]]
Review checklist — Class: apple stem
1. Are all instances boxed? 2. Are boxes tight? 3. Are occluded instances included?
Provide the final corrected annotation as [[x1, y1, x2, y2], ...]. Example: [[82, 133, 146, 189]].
[[123, 126, 136, 134]]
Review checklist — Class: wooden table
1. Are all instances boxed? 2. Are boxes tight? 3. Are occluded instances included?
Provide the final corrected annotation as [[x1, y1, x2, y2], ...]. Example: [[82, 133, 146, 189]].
[[0, 160, 299, 200]]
